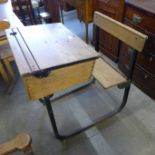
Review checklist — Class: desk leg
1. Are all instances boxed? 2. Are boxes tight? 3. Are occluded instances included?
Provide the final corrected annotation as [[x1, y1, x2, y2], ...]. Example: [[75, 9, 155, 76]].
[[44, 96, 61, 139], [41, 80, 130, 140], [85, 22, 88, 43]]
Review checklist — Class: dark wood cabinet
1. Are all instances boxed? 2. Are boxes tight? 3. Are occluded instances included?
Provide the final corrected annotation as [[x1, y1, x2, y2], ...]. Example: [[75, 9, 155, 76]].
[[94, 0, 125, 61], [119, 1, 155, 100]]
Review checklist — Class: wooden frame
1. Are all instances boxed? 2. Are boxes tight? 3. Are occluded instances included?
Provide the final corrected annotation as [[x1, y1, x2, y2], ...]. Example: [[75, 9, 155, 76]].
[[94, 11, 148, 52], [23, 60, 95, 100]]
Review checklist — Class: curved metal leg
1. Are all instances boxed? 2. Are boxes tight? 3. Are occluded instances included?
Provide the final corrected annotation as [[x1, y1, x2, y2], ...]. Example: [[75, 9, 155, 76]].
[[42, 82, 131, 140]]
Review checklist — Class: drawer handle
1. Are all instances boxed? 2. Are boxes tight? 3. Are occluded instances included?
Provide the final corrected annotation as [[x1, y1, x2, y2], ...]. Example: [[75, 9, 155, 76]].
[[149, 57, 153, 62], [132, 14, 142, 24], [144, 74, 148, 79], [150, 53, 155, 59]]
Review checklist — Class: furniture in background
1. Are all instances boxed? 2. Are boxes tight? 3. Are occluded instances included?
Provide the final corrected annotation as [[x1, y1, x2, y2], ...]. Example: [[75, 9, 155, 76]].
[[94, 0, 125, 62], [0, 60, 9, 83], [119, 0, 155, 100], [0, 0, 24, 92], [11, 0, 37, 25], [0, 21, 16, 91], [76, 0, 93, 43], [45, 0, 61, 22], [0, 38, 16, 83], [0, 133, 34, 155], [39, 11, 51, 23], [60, 0, 93, 43]]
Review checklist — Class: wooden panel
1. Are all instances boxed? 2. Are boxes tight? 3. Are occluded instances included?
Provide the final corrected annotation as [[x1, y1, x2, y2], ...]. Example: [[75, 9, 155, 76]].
[[93, 58, 126, 88], [45, 0, 60, 22], [94, 0, 125, 61], [94, 11, 148, 52], [23, 60, 94, 100], [76, 0, 93, 23], [15, 24, 98, 74]]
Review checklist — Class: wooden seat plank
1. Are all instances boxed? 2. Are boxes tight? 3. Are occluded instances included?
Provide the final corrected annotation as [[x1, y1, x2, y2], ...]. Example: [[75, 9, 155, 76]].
[[93, 58, 127, 88]]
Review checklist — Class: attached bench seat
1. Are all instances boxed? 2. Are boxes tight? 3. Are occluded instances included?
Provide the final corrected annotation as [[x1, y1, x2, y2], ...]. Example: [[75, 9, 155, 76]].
[[93, 58, 127, 89]]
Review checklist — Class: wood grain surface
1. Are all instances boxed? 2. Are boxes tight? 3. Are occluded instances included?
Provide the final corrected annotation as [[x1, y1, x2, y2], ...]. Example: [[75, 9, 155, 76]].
[[94, 11, 148, 52], [93, 58, 126, 88], [24, 60, 94, 100], [7, 23, 98, 75]]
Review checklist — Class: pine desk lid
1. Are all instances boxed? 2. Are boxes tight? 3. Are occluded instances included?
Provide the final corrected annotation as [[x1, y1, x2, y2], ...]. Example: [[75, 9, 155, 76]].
[[6, 23, 99, 76]]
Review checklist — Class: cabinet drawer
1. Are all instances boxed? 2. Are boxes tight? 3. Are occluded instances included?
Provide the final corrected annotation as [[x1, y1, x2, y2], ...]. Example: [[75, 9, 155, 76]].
[[125, 5, 155, 33], [137, 52, 155, 75], [133, 66, 155, 99], [97, 2, 116, 17], [123, 20, 155, 75], [119, 43, 155, 76]]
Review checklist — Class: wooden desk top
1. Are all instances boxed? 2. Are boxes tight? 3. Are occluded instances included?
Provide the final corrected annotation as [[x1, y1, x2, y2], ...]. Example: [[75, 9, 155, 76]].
[[6, 23, 98, 76]]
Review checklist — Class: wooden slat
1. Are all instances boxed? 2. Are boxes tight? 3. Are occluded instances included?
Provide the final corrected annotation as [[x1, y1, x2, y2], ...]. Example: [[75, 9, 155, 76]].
[[23, 60, 94, 100], [94, 11, 148, 52], [93, 58, 126, 88]]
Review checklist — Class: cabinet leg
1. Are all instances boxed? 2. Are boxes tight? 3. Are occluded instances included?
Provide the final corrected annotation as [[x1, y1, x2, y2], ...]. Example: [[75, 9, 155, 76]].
[[85, 22, 89, 43]]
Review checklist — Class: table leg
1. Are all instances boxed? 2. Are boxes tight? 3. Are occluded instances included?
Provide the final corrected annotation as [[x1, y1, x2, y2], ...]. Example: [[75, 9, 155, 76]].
[[40, 79, 130, 140], [44, 96, 61, 139], [85, 22, 88, 43]]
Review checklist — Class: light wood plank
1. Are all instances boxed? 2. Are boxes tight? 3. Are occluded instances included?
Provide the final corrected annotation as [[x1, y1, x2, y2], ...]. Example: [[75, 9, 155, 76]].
[[94, 11, 148, 52], [23, 60, 94, 100], [93, 58, 126, 88]]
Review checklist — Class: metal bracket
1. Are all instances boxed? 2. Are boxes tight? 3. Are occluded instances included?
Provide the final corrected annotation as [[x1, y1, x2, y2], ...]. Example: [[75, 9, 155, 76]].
[[10, 32, 17, 36], [117, 80, 131, 89], [33, 70, 50, 78]]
